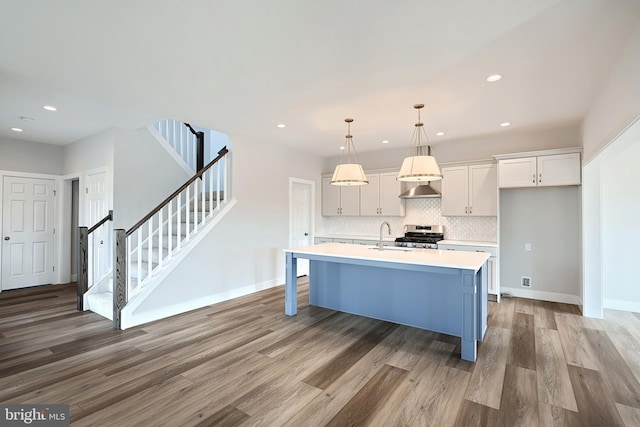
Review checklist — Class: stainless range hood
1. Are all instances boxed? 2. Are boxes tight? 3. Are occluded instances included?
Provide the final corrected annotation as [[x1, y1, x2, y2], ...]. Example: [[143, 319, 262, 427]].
[[399, 183, 441, 199]]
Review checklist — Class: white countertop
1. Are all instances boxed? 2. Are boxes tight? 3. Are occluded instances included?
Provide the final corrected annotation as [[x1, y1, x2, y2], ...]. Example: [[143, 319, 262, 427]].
[[438, 240, 498, 247], [285, 243, 489, 271]]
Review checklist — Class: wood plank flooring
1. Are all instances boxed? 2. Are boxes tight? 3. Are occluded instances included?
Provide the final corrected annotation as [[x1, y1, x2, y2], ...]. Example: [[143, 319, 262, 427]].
[[2, 280, 640, 426]]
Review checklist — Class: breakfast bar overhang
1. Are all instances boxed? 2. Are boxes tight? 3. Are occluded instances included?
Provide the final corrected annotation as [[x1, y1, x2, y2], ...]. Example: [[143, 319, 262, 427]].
[[284, 243, 490, 362]]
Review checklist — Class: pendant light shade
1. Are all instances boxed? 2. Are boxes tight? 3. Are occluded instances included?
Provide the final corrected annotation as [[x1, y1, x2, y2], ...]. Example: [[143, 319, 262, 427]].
[[331, 118, 368, 186], [397, 104, 442, 182]]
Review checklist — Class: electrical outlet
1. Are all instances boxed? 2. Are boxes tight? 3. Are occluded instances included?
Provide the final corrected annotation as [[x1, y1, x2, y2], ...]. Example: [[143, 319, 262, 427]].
[[525, 243, 531, 251], [521, 276, 531, 288]]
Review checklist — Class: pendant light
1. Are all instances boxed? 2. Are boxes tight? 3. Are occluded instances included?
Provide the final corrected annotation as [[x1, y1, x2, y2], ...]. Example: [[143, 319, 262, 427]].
[[397, 104, 442, 182], [331, 118, 368, 186]]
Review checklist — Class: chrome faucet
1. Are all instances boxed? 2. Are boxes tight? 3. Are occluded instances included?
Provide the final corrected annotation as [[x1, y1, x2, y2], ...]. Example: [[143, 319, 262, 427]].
[[378, 221, 391, 249]]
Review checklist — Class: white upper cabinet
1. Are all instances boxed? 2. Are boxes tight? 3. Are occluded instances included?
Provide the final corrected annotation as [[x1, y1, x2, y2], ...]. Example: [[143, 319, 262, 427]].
[[441, 163, 497, 216], [321, 177, 360, 216], [537, 153, 581, 187], [322, 170, 404, 217], [361, 172, 405, 216], [498, 152, 581, 188]]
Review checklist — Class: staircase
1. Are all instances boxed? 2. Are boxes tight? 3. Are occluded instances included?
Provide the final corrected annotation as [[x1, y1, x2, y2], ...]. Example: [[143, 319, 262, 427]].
[[85, 190, 227, 321], [80, 123, 234, 329]]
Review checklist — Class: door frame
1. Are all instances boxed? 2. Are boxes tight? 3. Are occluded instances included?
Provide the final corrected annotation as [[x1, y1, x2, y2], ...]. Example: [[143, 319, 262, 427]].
[[0, 170, 61, 291], [288, 176, 315, 252]]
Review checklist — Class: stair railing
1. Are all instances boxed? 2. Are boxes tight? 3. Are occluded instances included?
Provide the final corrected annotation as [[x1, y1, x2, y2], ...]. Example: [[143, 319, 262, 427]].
[[112, 146, 229, 329], [154, 119, 200, 172], [77, 210, 113, 310]]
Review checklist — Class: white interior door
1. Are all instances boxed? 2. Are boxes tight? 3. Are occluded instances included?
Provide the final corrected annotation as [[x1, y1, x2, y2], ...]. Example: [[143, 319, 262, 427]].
[[290, 180, 313, 276], [86, 170, 111, 284], [2, 176, 55, 290]]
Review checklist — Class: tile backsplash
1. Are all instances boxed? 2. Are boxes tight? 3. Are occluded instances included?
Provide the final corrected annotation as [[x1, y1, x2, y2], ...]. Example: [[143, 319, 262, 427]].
[[322, 198, 497, 242]]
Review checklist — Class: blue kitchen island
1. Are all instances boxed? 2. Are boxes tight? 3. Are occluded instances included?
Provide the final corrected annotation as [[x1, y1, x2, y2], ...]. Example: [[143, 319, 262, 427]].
[[284, 243, 489, 362]]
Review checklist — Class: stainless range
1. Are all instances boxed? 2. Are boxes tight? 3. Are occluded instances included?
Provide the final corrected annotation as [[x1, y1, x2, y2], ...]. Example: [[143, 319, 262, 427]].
[[395, 224, 444, 249]]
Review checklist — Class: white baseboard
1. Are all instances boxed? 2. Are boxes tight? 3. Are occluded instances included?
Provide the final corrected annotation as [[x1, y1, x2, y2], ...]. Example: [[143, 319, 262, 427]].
[[501, 287, 581, 305], [122, 276, 284, 329], [604, 298, 640, 313]]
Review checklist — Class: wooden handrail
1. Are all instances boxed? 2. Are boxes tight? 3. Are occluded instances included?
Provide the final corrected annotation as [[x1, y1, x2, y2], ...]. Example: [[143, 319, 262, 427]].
[[126, 146, 228, 236], [88, 210, 113, 234]]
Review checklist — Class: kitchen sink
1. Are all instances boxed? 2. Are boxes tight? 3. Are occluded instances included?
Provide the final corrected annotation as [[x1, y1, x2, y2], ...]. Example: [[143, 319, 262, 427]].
[[368, 246, 413, 252]]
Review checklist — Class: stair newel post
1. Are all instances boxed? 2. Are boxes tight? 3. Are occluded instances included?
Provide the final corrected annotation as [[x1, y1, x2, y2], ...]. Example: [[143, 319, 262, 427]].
[[113, 229, 128, 330], [77, 226, 89, 311], [196, 131, 205, 172]]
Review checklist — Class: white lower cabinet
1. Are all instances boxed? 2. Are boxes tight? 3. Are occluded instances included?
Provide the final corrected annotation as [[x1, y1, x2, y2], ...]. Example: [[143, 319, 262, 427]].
[[438, 242, 499, 300], [314, 237, 333, 244]]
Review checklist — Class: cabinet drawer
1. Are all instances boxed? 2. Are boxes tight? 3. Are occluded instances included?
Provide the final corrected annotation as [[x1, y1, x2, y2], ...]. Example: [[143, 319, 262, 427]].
[[332, 238, 354, 244], [314, 237, 333, 244], [438, 244, 498, 257]]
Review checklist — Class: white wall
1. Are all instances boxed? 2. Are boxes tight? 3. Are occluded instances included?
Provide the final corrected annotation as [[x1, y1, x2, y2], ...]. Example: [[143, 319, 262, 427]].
[[600, 119, 640, 311], [131, 137, 324, 319], [500, 187, 582, 303], [581, 21, 640, 316], [112, 128, 191, 230], [582, 21, 640, 163], [0, 136, 64, 175], [63, 129, 115, 175]]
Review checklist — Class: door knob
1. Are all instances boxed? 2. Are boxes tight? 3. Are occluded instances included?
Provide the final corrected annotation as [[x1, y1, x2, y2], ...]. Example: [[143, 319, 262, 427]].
[[304, 233, 308, 236], [4, 236, 9, 241]]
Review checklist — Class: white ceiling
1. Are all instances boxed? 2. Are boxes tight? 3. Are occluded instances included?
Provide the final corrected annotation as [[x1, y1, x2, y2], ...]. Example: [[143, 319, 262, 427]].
[[1, 0, 639, 157]]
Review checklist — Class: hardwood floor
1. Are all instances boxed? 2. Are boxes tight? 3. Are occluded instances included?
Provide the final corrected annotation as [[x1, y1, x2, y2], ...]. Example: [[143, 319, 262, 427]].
[[2, 280, 640, 426]]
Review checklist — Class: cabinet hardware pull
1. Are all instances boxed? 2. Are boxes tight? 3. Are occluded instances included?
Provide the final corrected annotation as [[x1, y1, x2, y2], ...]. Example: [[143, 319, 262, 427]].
[[469, 207, 472, 214], [539, 173, 542, 183], [533, 174, 535, 183]]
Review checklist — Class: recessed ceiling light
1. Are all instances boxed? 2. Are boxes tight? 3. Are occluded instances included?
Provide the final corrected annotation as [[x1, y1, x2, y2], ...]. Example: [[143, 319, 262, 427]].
[[11, 127, 24, 132], [43, 105, 57, 111], [436, 132, 444, 136], [339, 146, 345, 150], [382, 140, 390, 144], [276, 123, 286, 128], [500, 122, 511, 127], [486, 74, 502, 82]]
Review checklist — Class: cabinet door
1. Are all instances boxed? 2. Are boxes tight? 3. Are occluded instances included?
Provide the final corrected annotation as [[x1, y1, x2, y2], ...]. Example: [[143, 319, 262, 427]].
[[469, 163, 497, 216], [359, 174, 380, 216], [487, 256, 497, 295], [537, 153, 581, 187], [441, 166, 469, 216], [340, 185, 360, 216], [379, 172, 405, 216], [498, 157, 537, 188], [322, 177, 341, 216]]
